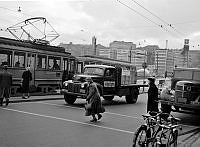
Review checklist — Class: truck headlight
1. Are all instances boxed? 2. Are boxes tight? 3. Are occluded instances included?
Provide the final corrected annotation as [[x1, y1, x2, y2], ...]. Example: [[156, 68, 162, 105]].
[[81, 82, 88, 88], [81, 83, 85, 88], [186, 86, 191, 91], [63, 81, 68, 87]]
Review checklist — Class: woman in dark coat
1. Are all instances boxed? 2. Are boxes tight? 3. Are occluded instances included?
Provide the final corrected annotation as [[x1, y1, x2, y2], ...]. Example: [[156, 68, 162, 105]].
[[22, 67, 32, 99], [147, 77, 159, 114], [85, 77, 105, 122]]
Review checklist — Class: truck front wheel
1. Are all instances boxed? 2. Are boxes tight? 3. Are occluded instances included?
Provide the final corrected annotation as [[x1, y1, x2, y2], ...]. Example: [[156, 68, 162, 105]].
[[103, 96, 114, 101], [125, 88, 138, 104], [64, 94, 77, 104]]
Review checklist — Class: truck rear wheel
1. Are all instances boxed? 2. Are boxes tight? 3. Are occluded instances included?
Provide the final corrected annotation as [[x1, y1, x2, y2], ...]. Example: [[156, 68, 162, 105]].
[[161, 104, 171, 114], [126, 94, 138, 104], [125, 88, 138, 104], [64, 94, 77, 104], [103, 96, 114, 101]]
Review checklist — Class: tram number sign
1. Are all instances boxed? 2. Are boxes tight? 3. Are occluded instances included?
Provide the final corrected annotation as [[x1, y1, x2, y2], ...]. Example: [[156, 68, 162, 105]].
[[142, 62, 147, 69]]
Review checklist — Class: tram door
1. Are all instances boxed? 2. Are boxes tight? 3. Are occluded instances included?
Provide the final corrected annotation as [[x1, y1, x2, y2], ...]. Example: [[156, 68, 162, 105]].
[[27, 53, 36, 85]]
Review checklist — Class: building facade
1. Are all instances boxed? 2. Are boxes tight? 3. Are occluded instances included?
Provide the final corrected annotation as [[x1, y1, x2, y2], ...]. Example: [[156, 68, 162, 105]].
[[59, 38, 200, 77], [109, 41, 136, 62]]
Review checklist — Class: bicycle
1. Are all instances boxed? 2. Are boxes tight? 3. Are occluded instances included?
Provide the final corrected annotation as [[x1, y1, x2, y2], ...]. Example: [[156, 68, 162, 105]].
[[132, 111, 164, 147], [153, 114, 181, 147], [132, 111, 179, 147]]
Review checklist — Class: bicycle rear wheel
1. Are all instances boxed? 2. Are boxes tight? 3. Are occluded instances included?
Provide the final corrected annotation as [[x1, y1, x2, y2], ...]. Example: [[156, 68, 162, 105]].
[[132, 125, 148, 147]]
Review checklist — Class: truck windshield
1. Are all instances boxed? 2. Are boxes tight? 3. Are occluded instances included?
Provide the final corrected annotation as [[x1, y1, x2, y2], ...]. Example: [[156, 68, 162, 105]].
[[84, 67, 104, 76]]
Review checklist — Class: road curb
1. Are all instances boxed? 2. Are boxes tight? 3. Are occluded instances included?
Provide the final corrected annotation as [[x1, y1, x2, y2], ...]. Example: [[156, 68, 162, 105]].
[[4, 97, 64, 104]]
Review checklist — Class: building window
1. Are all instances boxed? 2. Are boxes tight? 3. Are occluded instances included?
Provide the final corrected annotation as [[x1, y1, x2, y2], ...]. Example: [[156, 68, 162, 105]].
[[48, 56, 61, 70], [37, 54, 47, 69], [0, 49, 12, 67], [14, 52, 25, 68]]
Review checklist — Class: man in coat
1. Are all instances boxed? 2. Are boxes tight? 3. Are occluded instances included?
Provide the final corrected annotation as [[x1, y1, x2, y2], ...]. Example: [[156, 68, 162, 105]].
[[0, 65, 12, 106], [147, 77, 159, 114]]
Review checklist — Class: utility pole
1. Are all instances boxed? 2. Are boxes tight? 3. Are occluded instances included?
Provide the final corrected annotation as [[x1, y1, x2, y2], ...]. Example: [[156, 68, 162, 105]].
[[92, 36, 97, 55], [156, 50, 159, 76], [129, 46, 132, 63]]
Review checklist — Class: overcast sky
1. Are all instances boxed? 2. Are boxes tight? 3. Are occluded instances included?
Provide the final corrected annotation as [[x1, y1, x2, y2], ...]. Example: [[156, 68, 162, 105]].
[[1, 0, 200, 49]]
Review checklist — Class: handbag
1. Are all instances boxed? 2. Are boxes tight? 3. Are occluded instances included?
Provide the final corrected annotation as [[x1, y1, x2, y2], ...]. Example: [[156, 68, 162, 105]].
[[85, 102, 92, 110]]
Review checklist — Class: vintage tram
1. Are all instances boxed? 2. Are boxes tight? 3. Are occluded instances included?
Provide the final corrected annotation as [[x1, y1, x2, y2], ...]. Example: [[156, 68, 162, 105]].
[[0, 37, 82, 96]]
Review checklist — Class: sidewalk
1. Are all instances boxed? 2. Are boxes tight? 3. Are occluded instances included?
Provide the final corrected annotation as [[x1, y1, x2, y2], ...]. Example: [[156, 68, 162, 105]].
[[178, 126, 200, 146], [8, 94, 64, 103]]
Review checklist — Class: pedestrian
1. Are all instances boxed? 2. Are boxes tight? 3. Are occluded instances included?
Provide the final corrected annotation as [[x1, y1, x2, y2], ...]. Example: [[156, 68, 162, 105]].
[[85, 77, 105, 122], [0, 65, 12, 106], [62, 70, 68, 86], [160, 85, 173, 114], [68, 71, 74, 80], [22, 67, 32, 99], [147, 77, 159, 114]]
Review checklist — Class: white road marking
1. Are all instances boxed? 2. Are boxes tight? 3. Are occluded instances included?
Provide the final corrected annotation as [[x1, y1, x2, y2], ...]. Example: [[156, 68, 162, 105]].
[[2, 107, 135, 134], [10, 101, 197, 129], [37, 101, 142, 120], [37, 102, 200, 128]]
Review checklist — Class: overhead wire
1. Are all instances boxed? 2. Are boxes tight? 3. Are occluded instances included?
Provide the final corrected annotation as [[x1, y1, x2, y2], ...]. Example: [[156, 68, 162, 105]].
[[116, 0, 183, 39], [130, 0, 186, 37], [130, 0, 200, 49]]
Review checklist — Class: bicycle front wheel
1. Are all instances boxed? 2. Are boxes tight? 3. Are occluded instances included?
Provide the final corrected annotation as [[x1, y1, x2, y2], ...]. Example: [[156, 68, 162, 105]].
[[132, 125, 148, 147], [167, 130, 178, 147]]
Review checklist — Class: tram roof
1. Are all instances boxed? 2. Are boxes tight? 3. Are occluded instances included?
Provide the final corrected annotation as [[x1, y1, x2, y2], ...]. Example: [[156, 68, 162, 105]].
[[78, 55, 136, 68], [0, 37, 70, 54], [84, 64, 115, 69]]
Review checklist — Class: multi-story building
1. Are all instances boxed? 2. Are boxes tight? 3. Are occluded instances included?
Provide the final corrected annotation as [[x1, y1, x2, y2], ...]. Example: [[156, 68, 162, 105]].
[[155, 49, 174, 77], [59, 42, 93, 57], [172, 49, 188, 68], [59, 37, 200, 77], [188, 50, 200, 68], [98, 45, 110, 58], [109, 41, 136, 62], [131, 49, 147, 70]]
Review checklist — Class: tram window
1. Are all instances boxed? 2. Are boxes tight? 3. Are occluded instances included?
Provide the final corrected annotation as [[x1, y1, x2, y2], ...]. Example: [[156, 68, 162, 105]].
[[62, 58, 68, 71], [77, 63, 83, 73], [37, 55, 47, 69], [14, 52, 25, 68], [69, 60, 75, 72], [27, 54, 35, 69], [48, 56, 61, 70], [0, 50, 12, 67]]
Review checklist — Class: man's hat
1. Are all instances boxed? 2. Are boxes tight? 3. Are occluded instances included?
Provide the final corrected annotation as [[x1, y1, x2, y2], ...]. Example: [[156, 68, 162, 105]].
[[148, 77, 155, 82]]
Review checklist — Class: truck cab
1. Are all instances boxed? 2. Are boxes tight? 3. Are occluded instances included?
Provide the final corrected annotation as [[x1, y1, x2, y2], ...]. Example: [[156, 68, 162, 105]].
[[61, 64, 140, 104], [160, 68, 200, 113]]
